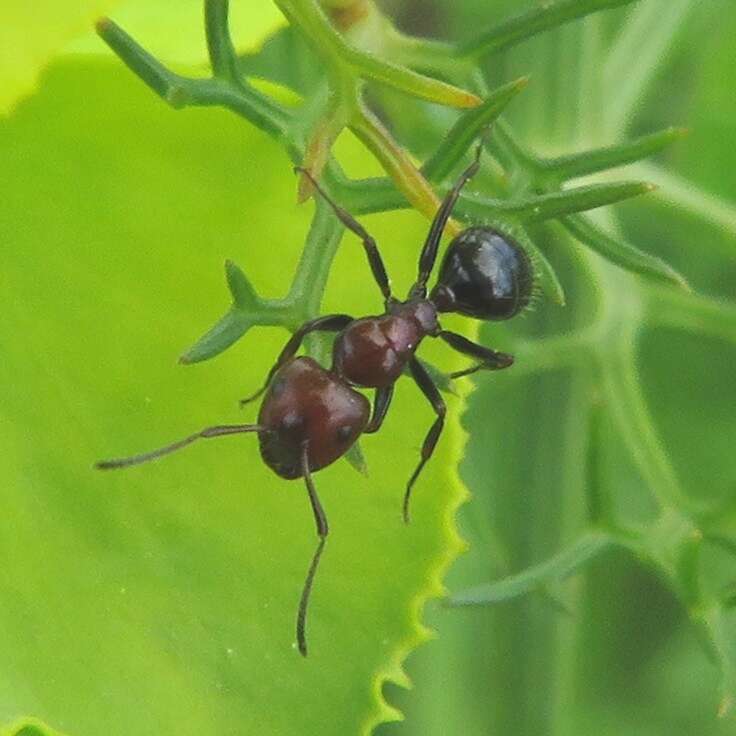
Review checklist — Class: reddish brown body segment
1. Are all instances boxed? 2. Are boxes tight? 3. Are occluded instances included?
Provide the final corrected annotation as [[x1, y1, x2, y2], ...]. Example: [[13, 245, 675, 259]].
[[258, 356, 370, 479], [333, 301, 439, 388]]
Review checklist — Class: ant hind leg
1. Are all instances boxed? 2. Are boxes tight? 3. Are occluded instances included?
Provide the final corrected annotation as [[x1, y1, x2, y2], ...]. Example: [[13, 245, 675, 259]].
[[239, 313, 353, 406], [404, 358, 446, 524], [439, 330, 514, 378], [296, 441, 329, 657]]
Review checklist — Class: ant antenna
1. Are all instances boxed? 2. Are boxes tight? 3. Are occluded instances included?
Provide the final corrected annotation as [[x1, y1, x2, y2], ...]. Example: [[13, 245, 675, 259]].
[[96, 424, 265, 469]]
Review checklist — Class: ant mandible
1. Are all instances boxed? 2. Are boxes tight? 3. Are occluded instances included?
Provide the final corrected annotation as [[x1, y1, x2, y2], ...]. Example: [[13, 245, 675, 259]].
[[96, 139, 534, 656]]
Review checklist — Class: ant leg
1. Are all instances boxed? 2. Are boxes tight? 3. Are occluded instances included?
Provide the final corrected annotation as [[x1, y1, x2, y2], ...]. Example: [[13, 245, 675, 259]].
[[296, 441, 328, 657], [412, 139, 485, 295], [240, 313, 353, 406], [96, 424, 265, 469], [404, 358, 446, 524], [364, 385, 394, 434], [295, 167, 392, 304], [439, 330, 514, 378]]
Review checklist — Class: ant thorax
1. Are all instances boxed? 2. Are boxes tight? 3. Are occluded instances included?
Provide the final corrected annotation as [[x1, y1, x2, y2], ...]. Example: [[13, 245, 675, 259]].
[[332, 300, 439, 389]]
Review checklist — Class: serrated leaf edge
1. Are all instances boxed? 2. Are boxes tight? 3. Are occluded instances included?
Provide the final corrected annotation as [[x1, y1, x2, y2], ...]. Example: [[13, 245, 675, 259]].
[[359, 326, 475, 734]]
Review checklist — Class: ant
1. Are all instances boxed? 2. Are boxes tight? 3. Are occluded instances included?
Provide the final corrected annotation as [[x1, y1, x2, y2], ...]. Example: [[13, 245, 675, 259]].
[[96, 139, 534, 656]]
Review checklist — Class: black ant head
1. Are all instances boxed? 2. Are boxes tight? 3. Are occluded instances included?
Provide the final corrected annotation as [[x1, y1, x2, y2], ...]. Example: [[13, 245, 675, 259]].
[[429, 227, 534, 321]]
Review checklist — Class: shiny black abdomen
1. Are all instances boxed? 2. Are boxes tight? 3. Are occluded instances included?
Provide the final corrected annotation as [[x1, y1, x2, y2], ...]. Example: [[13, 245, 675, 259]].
[[430, 227, 533, 320]]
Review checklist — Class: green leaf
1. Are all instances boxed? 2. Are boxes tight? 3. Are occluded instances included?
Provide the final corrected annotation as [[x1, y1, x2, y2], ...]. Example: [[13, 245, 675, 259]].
[[498, 180, 656, 222], [0, 0, 122, 114], [0, 57, 467, 734], [224, 259, 260, 309], [0, 0, 285, 116], [354, 54, 482, 109], [422, 77, 529, 183], [179, 260, 272, 364], [448, 532, 612, 606], [179, 307, 256, 364], [562, 212, 689, 290], [1, 719, 65, 736], [458, 0, 640, 58], [345, 441, 369, 476], [545, 126, 689, 181]]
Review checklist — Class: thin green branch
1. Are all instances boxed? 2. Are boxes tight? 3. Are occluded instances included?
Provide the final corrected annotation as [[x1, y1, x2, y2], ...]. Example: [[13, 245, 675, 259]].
[[458, 0, 641, 59], [273, 0, 345, 64], [205, 0, 241, 82], [349, 104, 452, 231], [461, 181, 654, 223], [490, 118, 541, 174], [562, 212, 689, 289], [334, 173, 652, 236], [180, 262, 291, 364], [96, 18, 291, 139], [644, 287, 736, 345], [448, 531, 613, 606], [287, 198, 346, 316], [545, 127, 688, 180], [355, 52, 481, 109], [676, 529, 704, 608], [298, 93, 350, 201], [275, 0, 480, 108], [634, 162, 736, 236], [584, 400, 615, 526], [387, 31, 469, 78], [599, 343, 693, 514], [181, 200, 345, 363], [700, 606, 736, 718], [422, 77, 529, 183], [96, 18, 182, 102], [225, 258, 260, 309]]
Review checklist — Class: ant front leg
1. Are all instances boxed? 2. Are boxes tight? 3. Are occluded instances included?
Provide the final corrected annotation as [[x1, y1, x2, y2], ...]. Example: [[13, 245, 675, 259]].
[[364, 385, 394, 434], [439, 330, 514, 378], [404, 358, 446, 524], [296, 441, 328, 657], [296, 168, 393, 306], [240, 314, 354, 406]]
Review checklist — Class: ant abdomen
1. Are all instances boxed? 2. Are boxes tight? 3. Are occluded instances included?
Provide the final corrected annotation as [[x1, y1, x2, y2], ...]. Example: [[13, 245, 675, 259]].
[[430, 227, 534, 320], [258, 357, 370, 479]]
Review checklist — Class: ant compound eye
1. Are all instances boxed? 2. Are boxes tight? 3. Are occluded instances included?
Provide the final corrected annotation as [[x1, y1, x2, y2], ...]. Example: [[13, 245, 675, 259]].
[[431, 227, 533, 321]]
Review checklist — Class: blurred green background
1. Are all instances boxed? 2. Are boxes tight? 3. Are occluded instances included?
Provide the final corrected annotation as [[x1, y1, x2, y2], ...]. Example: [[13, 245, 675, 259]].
[[1, 1, 735, 735]]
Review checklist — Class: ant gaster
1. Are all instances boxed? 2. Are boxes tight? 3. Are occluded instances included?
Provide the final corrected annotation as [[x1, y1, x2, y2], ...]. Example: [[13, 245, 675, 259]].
[[96, 140, 534, 656]]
